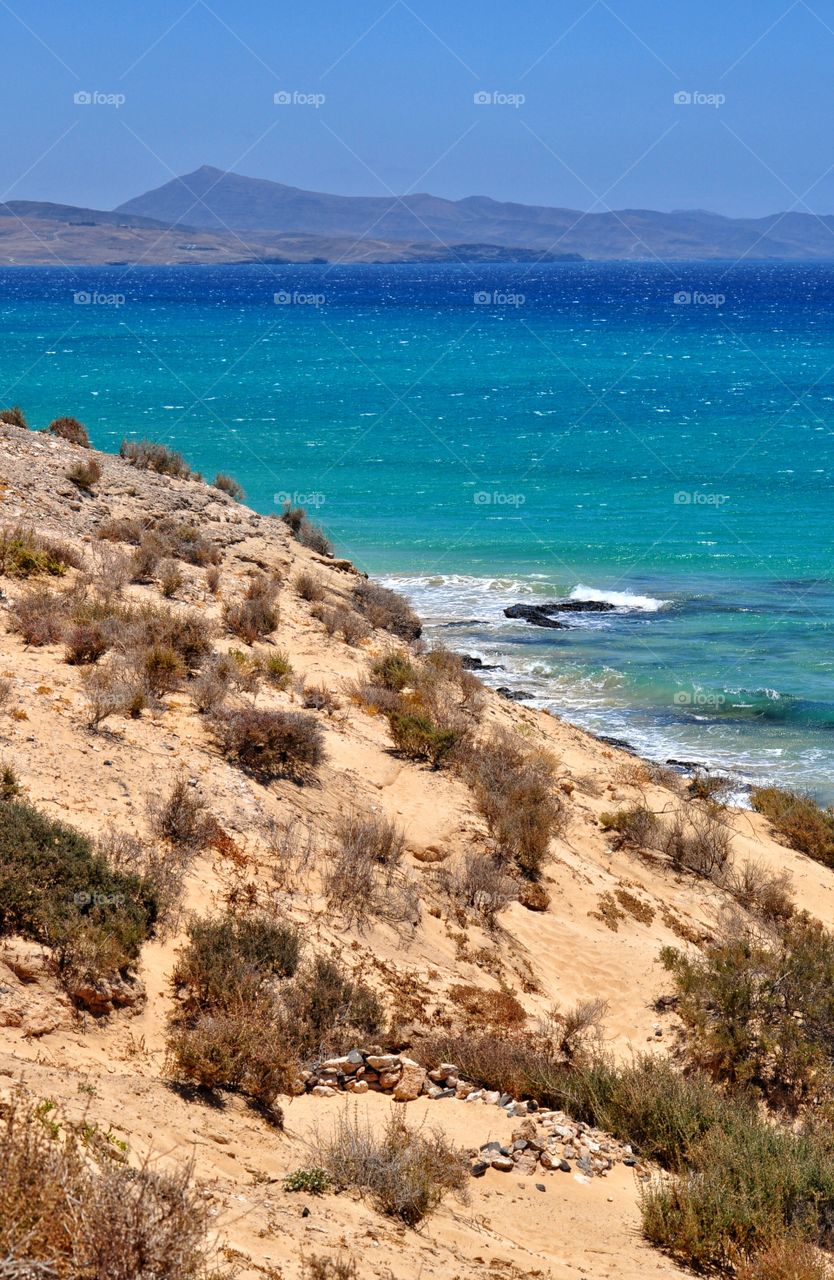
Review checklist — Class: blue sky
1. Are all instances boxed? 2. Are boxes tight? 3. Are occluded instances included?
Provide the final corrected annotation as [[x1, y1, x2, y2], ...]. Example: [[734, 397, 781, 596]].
[[3, 0, 833, 216]]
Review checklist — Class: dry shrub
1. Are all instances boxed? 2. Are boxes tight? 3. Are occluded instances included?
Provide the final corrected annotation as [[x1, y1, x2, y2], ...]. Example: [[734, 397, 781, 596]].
[[312, 604, 371, 646], [663, 805, 733, 881], [615, 887, 655, 925], [448, 983, 527, 1029], [67, 457, 101, 490], [139, 643, 186, 696], [463, 731, 563, 879], [48, 415, 90, 446], [80, 661, 146, 728], [119, 438, 192, 478], [0, 526, 81, 578], [148, 776, 213, 853], [0, 405, 27, 429], [302, 682, 340, 715], [296, 570, 325, 602], [518, 879, 551, 912], [556, 998, 608, 1059], [752, 786, 834, 868], [166, 997, 293, 1122], [0, 1089, 216, 1280], [190, 656, 233, 714], [729, 860, 794, 925], [661, 914, 834, 1104], [99, 828, 187, 937], [303, 1255, 358, 1280], [64, 620, 110, 665], [213, 705, 324, 781], [353, 580, 421, 640], [212, 472, 244, 501], [129, 534, 163, 583], [600, 803, 661, 848], [96, 515, 146, 545], [444, 851, 516, 924], [281, 953, 383, 1056], [167, 911, 303, 1120], [158, 559, 183, 598], [335, 810, 405, 871], [121, 602, 214, 669], [205, 564, 221, 594], [83, 542, 131, 598], [313, 1108, 469, 1226], [689, 769, 732, 804], [0, 678, 11, 713], [9, 585, 67, 645], [281, 504, 332, 556], [736, 1242, 830, 1280], [223, 573, 279, 644]]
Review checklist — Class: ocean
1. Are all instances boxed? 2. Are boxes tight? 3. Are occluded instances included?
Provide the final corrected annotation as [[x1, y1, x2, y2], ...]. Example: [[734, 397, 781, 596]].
[[1, 261, 832, 800]]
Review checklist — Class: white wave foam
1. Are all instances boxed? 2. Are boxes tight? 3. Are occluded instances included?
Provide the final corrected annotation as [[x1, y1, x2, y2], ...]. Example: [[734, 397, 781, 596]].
[[568, 583, 670, 612]]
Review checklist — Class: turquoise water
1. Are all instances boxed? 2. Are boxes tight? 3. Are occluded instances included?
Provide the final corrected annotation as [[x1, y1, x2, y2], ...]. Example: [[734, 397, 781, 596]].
[[1, 263, 832, 798]]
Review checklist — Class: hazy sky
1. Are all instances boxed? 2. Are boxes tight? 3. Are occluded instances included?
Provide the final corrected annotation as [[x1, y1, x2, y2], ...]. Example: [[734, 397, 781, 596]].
[[3, 0, 833, 216]]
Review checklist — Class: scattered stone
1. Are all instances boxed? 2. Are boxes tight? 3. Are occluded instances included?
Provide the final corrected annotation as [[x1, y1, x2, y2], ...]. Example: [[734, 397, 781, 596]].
[[470, 1162, 488, 1178], [393, 1063, 426, 1102]]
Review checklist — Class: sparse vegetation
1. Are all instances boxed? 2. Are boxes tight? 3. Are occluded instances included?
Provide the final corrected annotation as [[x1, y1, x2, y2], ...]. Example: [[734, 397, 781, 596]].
[[148, 776, 214, 853], [284, 1167, 331, 1195], [213, 706, 324, 781], [213, 472, 244, 501], [387, 708, 463, 769], [752, 785, 834, 869], [353, 580, 421, 640], [119, 438, 192, 478], [224, 573, 280, 644], [462, 731, 563, 880], [49, 415, 90, 447], [0, 797, 157, 999], [0, 1089, 217, 1279], [324, 810, 407, 926], [67, 456, 102, 490], [313, 1109, 469, 1226], [0, 526, 81, 578], [296, 569, 325, 602], [258, 648, 294, 688], [281, 504, 332, 556], [0, 405, 28, 429]]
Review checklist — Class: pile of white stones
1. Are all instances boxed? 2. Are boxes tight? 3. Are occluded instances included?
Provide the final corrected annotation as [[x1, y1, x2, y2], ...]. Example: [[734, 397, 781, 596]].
[[299, 1051, 639, 1179]]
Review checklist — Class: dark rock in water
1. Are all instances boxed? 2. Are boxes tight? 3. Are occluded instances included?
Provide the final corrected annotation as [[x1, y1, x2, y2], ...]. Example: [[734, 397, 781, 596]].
[[461, 654, 503, 671], [666, 758, 702, 771], [437, 619, 489, 628], [544, 599, 616, 613], [598, 734, 638, 754], [497, 687, 530, 702], [504, 598, 616, 627], [504, 604, 569, 628]]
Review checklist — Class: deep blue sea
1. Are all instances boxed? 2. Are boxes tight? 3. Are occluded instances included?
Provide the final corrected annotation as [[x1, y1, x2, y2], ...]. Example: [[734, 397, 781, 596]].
[[1, 262, 832, 800]]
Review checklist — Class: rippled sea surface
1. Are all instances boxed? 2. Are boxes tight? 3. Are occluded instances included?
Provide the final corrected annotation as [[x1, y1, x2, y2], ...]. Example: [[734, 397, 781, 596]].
[[1, 262, 832, 798]]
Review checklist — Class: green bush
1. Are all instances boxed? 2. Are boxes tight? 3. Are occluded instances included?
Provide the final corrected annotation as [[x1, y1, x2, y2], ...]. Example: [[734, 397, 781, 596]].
[[0, 526, 81, 577], [752, 785, 834, 868], [0, 798, 157, 983], [387, 708, 462, 769], [172, 912, 302, 1011], [370, 652, 415, 691], [282, 954, 383, 1057], [661, 915, 834, 1104], [283, 1167, 331, 1194]]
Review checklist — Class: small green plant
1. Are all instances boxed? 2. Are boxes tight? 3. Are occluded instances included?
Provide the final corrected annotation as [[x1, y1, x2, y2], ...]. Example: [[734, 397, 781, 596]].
[[387, 708, 462, 769], [258, 649, 294, 688], [283, 1167, 331, 1194]]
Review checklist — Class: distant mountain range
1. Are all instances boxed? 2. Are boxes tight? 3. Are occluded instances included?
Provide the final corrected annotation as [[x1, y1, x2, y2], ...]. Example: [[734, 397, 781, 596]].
[[2, 165, 834, 264]]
